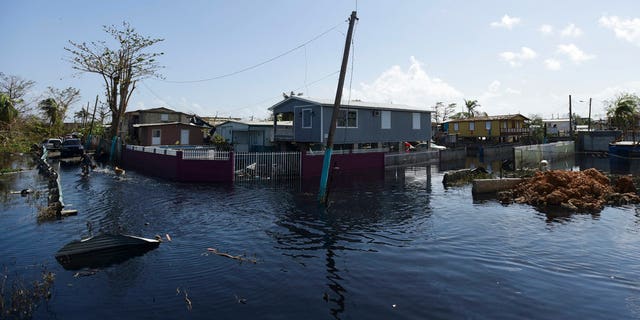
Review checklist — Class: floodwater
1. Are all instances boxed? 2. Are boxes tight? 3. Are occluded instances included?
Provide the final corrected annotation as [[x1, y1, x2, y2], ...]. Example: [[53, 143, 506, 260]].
[[1, 154, 640, 319]]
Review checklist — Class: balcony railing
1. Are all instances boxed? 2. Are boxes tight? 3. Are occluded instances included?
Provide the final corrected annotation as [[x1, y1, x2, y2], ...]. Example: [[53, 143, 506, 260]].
[[274, 126, 293, 141], [500, 128, 529, 135]]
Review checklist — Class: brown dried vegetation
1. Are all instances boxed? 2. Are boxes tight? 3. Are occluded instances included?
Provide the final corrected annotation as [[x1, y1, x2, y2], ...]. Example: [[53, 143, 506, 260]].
[[513, 168, 640, 213]]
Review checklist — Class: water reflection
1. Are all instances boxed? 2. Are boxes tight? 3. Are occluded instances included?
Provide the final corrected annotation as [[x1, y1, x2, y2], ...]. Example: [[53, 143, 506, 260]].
[[271, 167, 433, 318]]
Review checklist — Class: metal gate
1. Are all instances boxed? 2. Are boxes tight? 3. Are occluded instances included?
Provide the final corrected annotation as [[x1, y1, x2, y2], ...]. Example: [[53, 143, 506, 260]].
[[234, 152, 301, 182]]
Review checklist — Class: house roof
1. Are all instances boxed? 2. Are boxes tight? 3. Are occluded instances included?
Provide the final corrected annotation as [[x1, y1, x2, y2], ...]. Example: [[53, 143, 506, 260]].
[[126, 107, 184, 114], [445, 114, 529, 123], [216, 120, 292, 127], [269, 96, 431, 113], [542, 118, 570, 122], [132, 122, 208, 128]]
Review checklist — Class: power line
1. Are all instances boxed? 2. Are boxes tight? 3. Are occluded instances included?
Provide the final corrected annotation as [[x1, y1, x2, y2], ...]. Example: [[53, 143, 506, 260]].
[[140, 69, 341, 115], [159, 21, 345, 84]]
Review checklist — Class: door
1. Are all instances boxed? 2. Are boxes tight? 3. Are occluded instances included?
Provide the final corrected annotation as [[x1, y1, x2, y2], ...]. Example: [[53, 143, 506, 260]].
[[152, 129, 161, 145], [180, 129, 189, 145]]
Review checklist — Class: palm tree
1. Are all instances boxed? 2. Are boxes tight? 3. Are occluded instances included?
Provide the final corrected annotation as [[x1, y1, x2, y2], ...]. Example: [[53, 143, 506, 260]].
[[0, 93, 17, 125], [607, 93, 639, 142], [464, 99, 480, 118], [39, 98, 60, 135]]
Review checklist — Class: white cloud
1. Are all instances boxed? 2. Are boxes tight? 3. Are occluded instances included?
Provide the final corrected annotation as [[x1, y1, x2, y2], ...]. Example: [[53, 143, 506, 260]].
[[539, 24, 554, 35], [544, 58, 562, 70], [561, 23, 583, 37], [557, 44, 595, 63], [599, 15, 640, 46], [478, 80, 521, 115], [499, 47, 537, 67], [351, 56, 462, 108], [490, 14, 521, 29]]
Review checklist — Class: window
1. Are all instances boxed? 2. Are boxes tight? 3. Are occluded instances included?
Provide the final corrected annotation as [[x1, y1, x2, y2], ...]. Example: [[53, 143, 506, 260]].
[[502, 121, 507, 129], [302, 109, 312, 128], [469, 121, 475, 131], [152, 129, 161, 138], [337, 110, 357, 128], [485, 121, 491, 130], [160, 114, 169, 121], [454, 123, 459, 131], [412, 113, 420, 129], [381, 111, 391, 129]]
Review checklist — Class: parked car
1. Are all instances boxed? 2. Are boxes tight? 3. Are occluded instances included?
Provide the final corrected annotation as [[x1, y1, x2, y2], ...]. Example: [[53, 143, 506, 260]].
[[413, 141, 447, 151], [61, 139, 84, 157], [42, 138, 62, 151]]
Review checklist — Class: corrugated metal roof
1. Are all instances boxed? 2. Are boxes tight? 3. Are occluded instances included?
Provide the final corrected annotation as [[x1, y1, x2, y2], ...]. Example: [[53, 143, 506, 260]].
[[132, 122, 204, 128], [444, 114, 529, 122], [269, 96, 431, 112]]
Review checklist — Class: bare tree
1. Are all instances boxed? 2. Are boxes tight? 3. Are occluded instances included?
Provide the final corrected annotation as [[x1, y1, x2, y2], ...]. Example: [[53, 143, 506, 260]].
[[65, 21, 164, 138], [0, 72, 36, 113]]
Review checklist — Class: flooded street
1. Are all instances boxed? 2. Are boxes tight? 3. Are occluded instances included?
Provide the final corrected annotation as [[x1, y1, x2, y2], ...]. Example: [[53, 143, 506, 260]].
[[2, 155, 640, 319]]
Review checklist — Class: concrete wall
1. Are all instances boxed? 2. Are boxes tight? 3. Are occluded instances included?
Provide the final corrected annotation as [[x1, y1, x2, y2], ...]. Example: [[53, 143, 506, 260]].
[[384, 150, 439, 167], [576, 130, 621, 152], [513, 141, 574, 170]]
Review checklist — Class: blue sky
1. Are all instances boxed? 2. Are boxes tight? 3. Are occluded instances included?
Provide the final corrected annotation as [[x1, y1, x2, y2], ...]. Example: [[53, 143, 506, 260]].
[[2, 0, 639, 121]]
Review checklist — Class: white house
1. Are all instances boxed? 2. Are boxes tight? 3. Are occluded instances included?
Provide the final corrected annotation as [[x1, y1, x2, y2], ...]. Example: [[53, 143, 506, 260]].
[[216, 120, 292, 152]]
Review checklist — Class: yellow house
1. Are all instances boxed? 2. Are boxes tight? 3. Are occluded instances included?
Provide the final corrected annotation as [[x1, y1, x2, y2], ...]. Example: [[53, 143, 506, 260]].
[[444, 114, 529, 142]]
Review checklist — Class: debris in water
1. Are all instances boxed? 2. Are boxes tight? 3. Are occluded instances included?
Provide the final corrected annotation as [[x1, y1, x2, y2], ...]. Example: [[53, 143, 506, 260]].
[[235, 294, 247, 304], [73, 269, 99, 277], [205, 248, 257, 264], [165, 233, 172, 242]]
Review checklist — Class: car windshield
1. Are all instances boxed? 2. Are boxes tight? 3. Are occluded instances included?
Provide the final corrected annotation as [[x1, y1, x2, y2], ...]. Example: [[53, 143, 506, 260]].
[[63, 139, 81, 146]]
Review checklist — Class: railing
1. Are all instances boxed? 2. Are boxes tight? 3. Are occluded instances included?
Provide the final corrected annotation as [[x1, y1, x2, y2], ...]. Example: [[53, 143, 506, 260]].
[[500, 128, 529, 135], [274, 126, 294, 140], [234, 151, 301, 181], [306, 147, 389, 156], [182, 149, 230, 160]]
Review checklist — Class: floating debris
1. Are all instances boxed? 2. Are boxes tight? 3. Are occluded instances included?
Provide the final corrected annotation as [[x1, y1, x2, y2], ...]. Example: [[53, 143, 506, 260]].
[[204, 248, 257, 264], [165, 234, 172, 242], [235, 294, 247, 304], [73, 269, 99, 277]]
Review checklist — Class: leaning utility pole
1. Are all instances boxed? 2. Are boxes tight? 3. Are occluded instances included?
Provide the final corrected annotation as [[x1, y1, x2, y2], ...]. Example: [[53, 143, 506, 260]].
[[569, 95, 573, 137], [587, 97, 592, 131], [318, 11, 358, 205]]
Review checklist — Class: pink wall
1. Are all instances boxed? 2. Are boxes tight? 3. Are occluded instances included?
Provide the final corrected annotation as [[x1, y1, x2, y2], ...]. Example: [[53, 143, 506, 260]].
[[123, 148, 384, 182], [301, 151, 385, 178], [122, 148, 233, 182]]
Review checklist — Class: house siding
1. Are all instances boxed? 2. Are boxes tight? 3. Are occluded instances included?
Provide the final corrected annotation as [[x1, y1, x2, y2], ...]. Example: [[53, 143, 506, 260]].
[[138, 124, 203, 146], [272, 98, 431, 144]]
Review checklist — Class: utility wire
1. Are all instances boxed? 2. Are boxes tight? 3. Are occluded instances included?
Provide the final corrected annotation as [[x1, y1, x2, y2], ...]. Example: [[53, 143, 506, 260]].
[[141, 69, 341, 114], [159, 22, 345, 84]]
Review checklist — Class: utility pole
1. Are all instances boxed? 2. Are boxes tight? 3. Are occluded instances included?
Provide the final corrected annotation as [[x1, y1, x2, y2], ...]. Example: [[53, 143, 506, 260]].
[[85, 95, 99, 150], [569, 95, 573, 137], [318, 11, 358, 205], [588, 97, 592, 131]]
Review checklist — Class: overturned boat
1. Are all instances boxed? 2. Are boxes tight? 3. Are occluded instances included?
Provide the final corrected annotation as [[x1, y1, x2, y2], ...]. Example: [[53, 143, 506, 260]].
[[55, 233, 160, 270]]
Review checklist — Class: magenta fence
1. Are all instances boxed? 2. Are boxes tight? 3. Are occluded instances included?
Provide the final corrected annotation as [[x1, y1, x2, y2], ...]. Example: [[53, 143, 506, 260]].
[[122, 146, 234, 182], [122, 145, 385, 182]]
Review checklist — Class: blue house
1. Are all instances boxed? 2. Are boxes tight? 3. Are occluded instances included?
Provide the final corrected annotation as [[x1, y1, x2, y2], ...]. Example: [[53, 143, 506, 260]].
[[269, 96, 432, 150]]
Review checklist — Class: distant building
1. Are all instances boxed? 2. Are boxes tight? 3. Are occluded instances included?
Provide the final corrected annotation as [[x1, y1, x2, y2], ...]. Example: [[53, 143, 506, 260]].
[[443, 114, 529, 143], [124, 107, 212, 145], [216, 120, 292, 152], [269, 96, 432, 151], [542, 118, 571, 136]]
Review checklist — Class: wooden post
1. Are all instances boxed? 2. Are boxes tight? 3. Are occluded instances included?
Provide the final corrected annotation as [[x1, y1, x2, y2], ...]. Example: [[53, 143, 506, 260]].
[[318, 11, 358, 205], [569, 95, 573, 137], [588, 97, 592, 131]]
